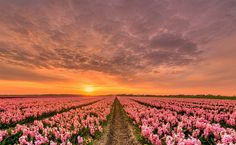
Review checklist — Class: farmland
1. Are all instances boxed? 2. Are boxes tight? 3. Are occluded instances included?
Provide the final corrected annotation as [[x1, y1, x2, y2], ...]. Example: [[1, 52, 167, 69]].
[[0, 96, 235, 145]]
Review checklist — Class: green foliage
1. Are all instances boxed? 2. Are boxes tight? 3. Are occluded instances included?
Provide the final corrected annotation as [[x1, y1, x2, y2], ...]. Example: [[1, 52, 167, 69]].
[[199, 134, 215, 145], [69, 133, 78, 144], [1, 131, 23, 145], [94, 131, 102, 139], [220, 120, 236, 130], [89, 112, 98, 117]]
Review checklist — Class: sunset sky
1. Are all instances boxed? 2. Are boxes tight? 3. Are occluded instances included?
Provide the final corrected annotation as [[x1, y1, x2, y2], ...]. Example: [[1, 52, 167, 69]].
[[0, 0, 236, 95]]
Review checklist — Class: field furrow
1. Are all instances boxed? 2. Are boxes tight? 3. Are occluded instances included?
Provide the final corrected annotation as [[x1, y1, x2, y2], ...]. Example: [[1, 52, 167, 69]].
[[105, 99, 139, 145]]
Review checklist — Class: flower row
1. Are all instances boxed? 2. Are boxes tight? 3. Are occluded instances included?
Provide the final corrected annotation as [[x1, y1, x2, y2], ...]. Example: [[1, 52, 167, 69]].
[[118, 97, 236, 145], [0, 97, 114, 144], [0, 97, 100, 127], [132, 97, 236, 127]]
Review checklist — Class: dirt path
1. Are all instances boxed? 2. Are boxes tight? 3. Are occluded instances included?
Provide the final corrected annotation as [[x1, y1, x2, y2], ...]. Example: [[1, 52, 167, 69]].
[[94, 98, 140, 145]]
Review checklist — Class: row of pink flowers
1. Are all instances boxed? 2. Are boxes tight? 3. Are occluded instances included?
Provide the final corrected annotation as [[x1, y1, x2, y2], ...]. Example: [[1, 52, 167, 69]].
[[0, 130, 7, 142], [0, 97, 100, 125], [132, 97, 236, 127], [118, 97, 236, 145], [0, 97, 114, 144]]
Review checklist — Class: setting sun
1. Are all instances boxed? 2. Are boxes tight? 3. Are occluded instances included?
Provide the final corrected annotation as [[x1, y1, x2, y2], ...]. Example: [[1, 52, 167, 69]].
[[83, 85, 95, 93]]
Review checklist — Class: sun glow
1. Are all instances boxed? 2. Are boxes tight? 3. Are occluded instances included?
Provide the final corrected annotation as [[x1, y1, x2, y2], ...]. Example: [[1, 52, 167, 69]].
[[83, 85, 95, 93]]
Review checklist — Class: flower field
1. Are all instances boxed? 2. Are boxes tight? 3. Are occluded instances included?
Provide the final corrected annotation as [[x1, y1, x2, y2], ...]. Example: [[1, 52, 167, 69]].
[[118, 97, 236, 145], [0, 96, 235, 145], [0, 97, 102, 129], [0, 97, 114, 144]]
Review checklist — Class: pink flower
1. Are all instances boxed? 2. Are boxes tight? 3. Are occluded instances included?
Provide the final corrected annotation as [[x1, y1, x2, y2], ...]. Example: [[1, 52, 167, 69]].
[[0, 136, 3, 142], [166, 136, 175, 145], [141, 125, 152, 138], [19, 135, 27, 145], [67, 141, 72, 145], [77, 136, 83, 144], [50, 141, 57, 145], [222, 134, 233, 144], [192, 129, 200, 137], [150, 134, 162, 145], [23, 129, 29, 136], [203, 128, 210, 138], [90, 127, 95, 135], [98, 126, 103, 132]]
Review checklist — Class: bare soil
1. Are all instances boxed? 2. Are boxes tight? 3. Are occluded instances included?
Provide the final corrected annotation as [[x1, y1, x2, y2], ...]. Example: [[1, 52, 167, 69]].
[[94, 99, 140, 145]]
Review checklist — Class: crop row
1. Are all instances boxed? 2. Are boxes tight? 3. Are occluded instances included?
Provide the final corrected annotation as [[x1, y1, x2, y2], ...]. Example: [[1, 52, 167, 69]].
[[0, 97, 114, 145], [118, 97, 236, 145], [0, 97, 100, 129], [132, 97, 236, 128]]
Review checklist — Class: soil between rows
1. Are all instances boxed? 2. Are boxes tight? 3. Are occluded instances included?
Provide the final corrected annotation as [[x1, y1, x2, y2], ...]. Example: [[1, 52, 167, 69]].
[[94, 98, 140, 145]]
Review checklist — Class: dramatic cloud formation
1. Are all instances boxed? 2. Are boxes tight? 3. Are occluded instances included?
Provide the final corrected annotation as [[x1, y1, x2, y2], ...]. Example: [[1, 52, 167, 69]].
[[0, 0, 236, 95], [0, 63, 65, 82]]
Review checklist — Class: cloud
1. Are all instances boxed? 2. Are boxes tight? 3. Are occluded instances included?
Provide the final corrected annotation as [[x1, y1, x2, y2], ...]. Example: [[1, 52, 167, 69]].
[[0, 64, 66, 82], [0, 0, 235, 80]]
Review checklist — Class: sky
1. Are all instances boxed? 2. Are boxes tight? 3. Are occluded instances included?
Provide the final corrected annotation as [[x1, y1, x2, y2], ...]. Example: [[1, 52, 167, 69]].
[[0, 0, 236, 95]]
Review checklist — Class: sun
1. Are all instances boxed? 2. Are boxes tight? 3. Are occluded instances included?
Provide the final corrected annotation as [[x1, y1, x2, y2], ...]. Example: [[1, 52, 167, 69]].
[[84, 85, 95, 93]]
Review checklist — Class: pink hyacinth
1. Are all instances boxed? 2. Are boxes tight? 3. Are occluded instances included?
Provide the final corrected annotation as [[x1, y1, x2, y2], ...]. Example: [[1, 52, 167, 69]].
[[118, 97, 236, 145], [192, 129, 200, 137], [50, 141, 57, 145], [77, 136, 83, 144], [150, 134, 162, 145], [222, 134, 233, 144], [141, 125, 152, 138]]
